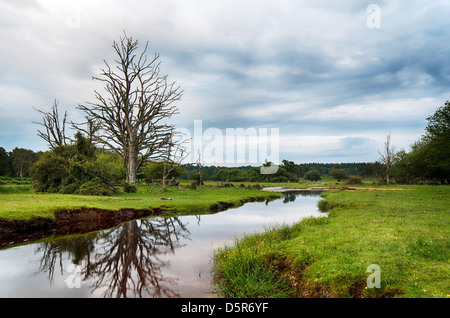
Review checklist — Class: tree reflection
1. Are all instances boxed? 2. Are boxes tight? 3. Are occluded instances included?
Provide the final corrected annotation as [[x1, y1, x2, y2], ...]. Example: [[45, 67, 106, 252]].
[[36, 234, 96, 286], [282, 191, 298, 204], [37, 216, 191, 298], [282, 190, 324, 204]]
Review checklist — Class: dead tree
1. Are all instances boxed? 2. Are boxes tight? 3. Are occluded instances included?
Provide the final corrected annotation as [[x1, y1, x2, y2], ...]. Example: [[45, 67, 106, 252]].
[[33, 99, 68, 149], [162, 130, 190, 190], [196, 150, 204, 186], [378, 133, 396, 184], [75, 32, 182, 185]]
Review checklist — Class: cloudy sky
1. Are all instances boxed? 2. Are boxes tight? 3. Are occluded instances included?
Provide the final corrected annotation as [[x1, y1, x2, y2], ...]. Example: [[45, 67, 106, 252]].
[[0, 0, 449, 164]]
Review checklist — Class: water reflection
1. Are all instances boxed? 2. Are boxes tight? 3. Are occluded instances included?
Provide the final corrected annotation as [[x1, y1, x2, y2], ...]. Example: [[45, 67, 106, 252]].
[[37, 234, 95, 286], [36, 217, 191, 298], [282, 190, 323, 204], [0, 190, 324, 298]]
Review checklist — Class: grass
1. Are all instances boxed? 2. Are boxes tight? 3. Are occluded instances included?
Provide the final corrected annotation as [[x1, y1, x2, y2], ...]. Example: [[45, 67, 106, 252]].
[[212, 184, 450, 298], [0, 176, 353, 220], [0, 181, 281, 220]]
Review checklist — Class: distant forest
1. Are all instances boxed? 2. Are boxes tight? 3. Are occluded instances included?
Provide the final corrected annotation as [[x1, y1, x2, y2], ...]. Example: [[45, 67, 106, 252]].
[[0, 146, 376, 183], [179, 161, 378, 183]]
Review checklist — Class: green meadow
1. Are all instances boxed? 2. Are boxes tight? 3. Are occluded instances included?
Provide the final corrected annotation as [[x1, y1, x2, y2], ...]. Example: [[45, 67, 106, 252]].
[[212, 184, 449, 298], [0, 181, 280, 220]]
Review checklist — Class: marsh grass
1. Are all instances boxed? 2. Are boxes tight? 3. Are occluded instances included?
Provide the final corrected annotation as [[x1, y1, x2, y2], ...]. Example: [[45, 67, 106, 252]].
[[212, 185, 449, 298], [212, 226, 298, 298], [0, 184, 32, 194]]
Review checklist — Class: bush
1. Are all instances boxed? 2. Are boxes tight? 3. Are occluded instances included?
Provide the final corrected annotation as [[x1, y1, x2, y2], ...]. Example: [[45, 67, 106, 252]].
[[59, 182, 82, 194], [30, 148, 71, 193], [30, 139, 123, 195], [76, 178, 114, 196], [330, 169, 348, 181], [122, 182, 137, 193], [304, 169, 321, 181], [317, 199, 331, 212], [346, 176, 362, 184], [190, 180, 197, 190]]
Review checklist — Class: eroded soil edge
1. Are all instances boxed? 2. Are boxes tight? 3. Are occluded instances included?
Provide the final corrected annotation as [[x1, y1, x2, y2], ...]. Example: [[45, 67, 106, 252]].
[[0, 207, 165, 248], [0, 196, 271, 248]]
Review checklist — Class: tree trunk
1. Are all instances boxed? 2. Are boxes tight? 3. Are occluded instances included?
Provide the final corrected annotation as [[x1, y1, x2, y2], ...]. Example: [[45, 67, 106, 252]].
[[386, 165, 390, 184], [126, 135, 138, 185], [126, 158, 137, 185]]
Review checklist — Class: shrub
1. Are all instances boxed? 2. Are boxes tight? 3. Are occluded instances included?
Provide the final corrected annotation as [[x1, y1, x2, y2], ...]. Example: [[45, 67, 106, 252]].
[[304, 169, 321, 181], [190, 180, 197, 190], [122, 182, 137, 193], [317, 199, 331, 212], [30, 148, 70, 193], [30, 140, 123, 195], [330, 169, 348, 181], [346, 176, 362, 184], [76, 178, 114, 196], [59, 182, 82, 194]]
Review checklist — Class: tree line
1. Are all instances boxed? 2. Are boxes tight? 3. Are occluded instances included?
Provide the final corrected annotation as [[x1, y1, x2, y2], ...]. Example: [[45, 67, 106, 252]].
[[0, 147, 40, 179], [178, 162, 379, 183], [0, 146, 380, 185]]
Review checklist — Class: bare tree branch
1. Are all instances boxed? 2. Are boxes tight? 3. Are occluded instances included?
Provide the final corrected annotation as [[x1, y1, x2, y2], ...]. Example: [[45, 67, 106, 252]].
[[378, 132, 396, 184], [33, 99, 68, 149], [162, 130, 191, 190], [73, 32, 183, 185]]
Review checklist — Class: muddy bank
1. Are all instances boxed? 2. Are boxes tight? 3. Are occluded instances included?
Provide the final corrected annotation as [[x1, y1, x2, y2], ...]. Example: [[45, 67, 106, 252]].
[[0, 196, 272, 248], [209, 196, 270, 213], [0, 207, 166, 248], [263, 186, 357, 192]]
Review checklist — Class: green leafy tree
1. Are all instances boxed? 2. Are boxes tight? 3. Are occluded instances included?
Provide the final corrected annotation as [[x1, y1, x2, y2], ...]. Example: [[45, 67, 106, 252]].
[[95, 151, 126, 183], [0, 147, 12, 176], [142, 162, 185, 183], [357, 163, 375, 177], [304, 169, 321, 181], [420, 101, 450, 182], [392, 101, 450, 183], [425, 101, 450, 139], [330, 168, 348, 181], [10, 148, 39, 178], [282, 160, 298, 175]]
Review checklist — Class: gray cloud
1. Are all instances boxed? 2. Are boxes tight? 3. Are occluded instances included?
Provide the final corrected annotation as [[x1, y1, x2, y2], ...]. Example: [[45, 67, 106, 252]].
[[0, 0, 449, 163]]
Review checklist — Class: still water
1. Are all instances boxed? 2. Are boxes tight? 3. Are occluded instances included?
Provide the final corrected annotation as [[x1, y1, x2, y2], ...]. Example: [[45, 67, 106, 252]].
[[0, 190, 325, 298]]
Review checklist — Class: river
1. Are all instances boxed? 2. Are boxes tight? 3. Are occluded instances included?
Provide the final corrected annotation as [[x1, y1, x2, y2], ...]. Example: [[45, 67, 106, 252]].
[[0, 190, 325, 298]]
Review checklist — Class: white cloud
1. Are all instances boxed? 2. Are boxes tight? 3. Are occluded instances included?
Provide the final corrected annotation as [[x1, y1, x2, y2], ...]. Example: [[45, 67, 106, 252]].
[[303, 97, 440, 123], [0, 0, 449, 163]]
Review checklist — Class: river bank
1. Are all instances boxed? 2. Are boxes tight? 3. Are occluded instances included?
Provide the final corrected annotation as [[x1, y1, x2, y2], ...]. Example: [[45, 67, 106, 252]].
[[0, 183, 280, 248], [212, 185, 449, 298]]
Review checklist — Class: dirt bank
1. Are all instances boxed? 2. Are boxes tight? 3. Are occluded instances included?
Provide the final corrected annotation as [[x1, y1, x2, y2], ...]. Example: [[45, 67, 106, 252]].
[[0, 196, 271, 248], [0, 207, 166, 248], [209, 196, 269, 213]]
